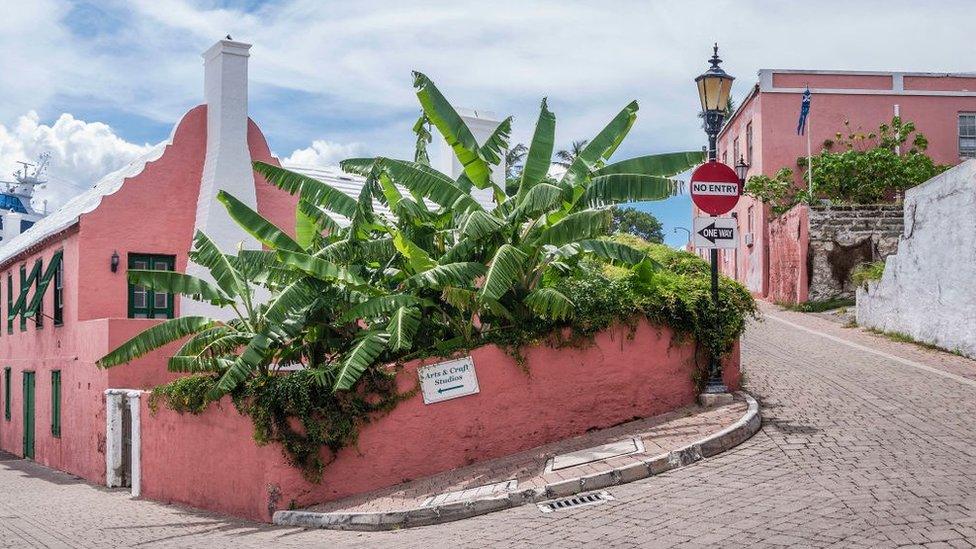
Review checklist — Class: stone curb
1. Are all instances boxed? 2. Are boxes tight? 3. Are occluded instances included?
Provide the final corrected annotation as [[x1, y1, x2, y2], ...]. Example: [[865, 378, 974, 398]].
[[273, 391, 761, 531]]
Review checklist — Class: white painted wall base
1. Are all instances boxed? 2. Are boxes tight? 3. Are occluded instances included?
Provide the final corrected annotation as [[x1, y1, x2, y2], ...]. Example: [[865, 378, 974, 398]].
[[104, 389, 141, 497], [856, 160, 976, 358]]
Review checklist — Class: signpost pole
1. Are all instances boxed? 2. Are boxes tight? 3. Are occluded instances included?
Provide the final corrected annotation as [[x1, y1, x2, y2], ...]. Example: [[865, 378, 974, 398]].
[[704, 153, 727, 394]]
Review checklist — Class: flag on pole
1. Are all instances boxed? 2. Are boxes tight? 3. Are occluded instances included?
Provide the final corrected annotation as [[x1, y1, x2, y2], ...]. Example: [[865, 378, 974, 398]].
[[797, 87, 811, 135]]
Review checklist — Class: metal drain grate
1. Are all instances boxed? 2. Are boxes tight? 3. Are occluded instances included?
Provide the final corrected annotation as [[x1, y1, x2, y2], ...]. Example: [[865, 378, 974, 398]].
[[537, 491, 614, 513]]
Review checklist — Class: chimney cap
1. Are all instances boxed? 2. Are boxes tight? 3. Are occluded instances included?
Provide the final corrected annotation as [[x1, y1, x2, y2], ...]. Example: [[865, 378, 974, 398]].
[[202, 39, 251, 62]]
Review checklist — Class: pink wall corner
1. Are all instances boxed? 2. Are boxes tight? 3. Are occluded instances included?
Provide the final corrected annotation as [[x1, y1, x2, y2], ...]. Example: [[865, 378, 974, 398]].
[[138, 320, 742, 522], [767, 204, 810, 304], [248, 118, 300, 239]]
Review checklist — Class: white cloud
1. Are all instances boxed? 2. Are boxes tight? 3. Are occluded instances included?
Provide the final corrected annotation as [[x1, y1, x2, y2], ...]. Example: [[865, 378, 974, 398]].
[[0, 112, 152, 211], [281, 140, 368, 168]]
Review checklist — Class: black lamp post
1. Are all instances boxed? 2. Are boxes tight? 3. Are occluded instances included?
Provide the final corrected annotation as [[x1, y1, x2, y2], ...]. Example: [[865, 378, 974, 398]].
[[696, 44, 734, 161], [696, 44, 735, 395]]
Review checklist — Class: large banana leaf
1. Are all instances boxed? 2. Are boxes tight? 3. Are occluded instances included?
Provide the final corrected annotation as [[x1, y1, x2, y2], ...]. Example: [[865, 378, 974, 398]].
[[524, 287, 574, 321], [98, 316, 218, 368], [413, 71, 493, 189], [595, 151, 704, 177], [561, 101, 639, 187], [479, 244, 527, 300], [413, 112, 432, 165], [392, 231, 436, 273], [167, 355, 234, 373], [534, 209, 611, 247], [511, 183, 563, 220], [403, 262, 486, 290], [217, 191, 303, 253], [189, 231, 247, 299], [386, 306, 421, 352], [581, 174, 679, 207], [263, 279, 317, 324], [253, 161, 359, 219], [460, 210, 506, 240], [212, 332, 273, 396], [127, 270, 232, 306], [479, 116, 513, 165], [517, 98, 556, 200], [341, 294, 423, 323], [363, 157, 481, 212], [333, 331, 389, 391], [277, 250, 365, 286]]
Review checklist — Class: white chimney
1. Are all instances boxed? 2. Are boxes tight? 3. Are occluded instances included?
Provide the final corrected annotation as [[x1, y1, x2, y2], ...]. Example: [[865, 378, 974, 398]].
[[192, 39, 260, 254], [184, 39, 262, 318], [437, 108, 505, 209]]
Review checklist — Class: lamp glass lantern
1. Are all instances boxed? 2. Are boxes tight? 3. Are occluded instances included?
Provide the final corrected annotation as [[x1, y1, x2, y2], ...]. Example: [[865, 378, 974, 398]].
[[735, 155, 749, 181], [695, 44, 735, 114]]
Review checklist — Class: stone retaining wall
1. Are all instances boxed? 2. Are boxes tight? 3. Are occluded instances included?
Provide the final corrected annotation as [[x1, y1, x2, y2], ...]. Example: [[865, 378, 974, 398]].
[[768, 203, 904, 304]]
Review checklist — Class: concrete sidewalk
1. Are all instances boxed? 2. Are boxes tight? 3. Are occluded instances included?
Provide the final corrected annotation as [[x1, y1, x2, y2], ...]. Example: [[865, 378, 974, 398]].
[[276, 392, 760, 530]]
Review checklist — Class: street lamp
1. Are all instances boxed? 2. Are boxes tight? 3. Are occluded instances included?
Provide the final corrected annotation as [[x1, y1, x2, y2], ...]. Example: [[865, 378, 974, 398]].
[[696, 43, 734, 161], [673, 226, 692, 248], [735, 155, 749, 182], [695, 44, 736, 397]]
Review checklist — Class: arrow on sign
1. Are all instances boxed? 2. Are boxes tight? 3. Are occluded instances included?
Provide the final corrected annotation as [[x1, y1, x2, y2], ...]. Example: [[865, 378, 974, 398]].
[[697, 222, 736, 244], [438, 385, 464, 394]]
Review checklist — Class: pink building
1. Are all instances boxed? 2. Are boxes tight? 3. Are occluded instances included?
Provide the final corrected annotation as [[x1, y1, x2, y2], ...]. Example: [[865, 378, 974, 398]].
[[0, 39, 299, 481], [704, 69, 976, 297]]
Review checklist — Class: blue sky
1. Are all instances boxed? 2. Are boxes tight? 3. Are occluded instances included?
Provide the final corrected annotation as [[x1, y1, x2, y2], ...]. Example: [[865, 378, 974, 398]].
[[2, 0, 973, 247]]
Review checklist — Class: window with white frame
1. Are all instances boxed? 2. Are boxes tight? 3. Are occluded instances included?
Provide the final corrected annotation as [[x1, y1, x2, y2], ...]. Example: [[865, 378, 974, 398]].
[[960, 113, 976, 158]]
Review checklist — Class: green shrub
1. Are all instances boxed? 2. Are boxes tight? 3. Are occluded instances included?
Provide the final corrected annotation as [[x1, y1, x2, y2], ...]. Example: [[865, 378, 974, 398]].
[[851, 261, 886, 287]]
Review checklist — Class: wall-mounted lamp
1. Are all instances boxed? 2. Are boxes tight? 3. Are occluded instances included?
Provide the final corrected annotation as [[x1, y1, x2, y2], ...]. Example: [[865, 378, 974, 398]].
[[735, 155, 750, 182], [111, 251, 120, 273]]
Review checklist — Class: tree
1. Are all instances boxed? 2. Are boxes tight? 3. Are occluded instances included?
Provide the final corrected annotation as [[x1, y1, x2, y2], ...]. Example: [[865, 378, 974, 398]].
[[505, 143, 527, 180], [610, 207, 664, 243], [554, 139, 589, 168]]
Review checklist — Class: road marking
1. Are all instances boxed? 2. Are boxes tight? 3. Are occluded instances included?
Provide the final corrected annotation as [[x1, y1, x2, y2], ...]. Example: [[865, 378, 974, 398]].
[[765, 313, 976, 389]]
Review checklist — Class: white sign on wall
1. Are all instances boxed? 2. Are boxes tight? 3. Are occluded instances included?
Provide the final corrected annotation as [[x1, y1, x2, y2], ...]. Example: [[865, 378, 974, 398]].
[[418, 356, 480, 404], [693, 216, 739, 249]]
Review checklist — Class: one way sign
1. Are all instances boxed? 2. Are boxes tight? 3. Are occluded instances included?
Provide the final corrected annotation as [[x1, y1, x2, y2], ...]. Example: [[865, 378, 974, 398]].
[[693, 216, 738, 249]]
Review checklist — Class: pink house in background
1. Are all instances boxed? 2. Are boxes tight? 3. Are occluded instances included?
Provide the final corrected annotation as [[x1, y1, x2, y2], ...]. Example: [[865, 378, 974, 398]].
[[701, 69, 976, 297], [0, 39, 299, 481]]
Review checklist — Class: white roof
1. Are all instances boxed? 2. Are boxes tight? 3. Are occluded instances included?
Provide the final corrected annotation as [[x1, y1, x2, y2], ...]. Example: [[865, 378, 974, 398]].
[[0, 139, 170, 266], [284, 163, 495, 226]]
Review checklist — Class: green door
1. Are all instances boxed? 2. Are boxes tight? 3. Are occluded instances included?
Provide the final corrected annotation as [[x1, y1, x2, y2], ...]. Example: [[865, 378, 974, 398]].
[[22, 371, 34, 459]]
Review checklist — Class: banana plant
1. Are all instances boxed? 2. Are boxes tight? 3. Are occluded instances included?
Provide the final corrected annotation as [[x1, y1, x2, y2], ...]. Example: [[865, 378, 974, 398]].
[[99, 72, 705, 398]]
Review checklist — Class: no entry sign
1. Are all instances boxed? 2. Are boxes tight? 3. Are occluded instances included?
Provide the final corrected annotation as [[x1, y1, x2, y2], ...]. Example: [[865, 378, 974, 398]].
[[690, 161, 741, 215]]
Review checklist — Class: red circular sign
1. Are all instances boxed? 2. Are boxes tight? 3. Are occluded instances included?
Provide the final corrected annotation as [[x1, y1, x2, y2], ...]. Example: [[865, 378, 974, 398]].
[[690, 161, 741, 215]]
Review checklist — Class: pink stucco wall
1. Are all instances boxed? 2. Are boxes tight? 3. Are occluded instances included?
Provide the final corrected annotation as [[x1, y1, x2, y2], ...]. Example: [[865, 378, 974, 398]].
[[711, 70, 976, 299], [138, 320, 741, 522], [767, 204, 809, 304], [0, 105, 298, 482]]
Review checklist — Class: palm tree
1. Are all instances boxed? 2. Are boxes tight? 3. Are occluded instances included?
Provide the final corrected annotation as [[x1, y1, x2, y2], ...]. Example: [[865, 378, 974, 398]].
[[505, 143, 528, 180], [554, 139, 589, 168]]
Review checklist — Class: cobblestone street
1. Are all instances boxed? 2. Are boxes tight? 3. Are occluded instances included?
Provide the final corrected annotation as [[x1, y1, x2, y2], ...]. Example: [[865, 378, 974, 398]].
[[3, 303, 976, 548]]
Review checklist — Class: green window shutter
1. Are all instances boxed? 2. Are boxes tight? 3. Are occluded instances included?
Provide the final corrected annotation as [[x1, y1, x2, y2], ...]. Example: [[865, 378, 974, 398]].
[[3, 367, 9, 420], [7, 273, 13, 334], [128, 253, 175, 319], [18, 265, 26, 332], [34, 259, 43, 329], [51, 370, 60, 438], [53, 256, 63, 326]]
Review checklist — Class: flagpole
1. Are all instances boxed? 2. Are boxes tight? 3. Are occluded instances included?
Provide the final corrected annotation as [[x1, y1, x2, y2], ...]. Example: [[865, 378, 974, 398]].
[[807, 112, 813, 197]]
